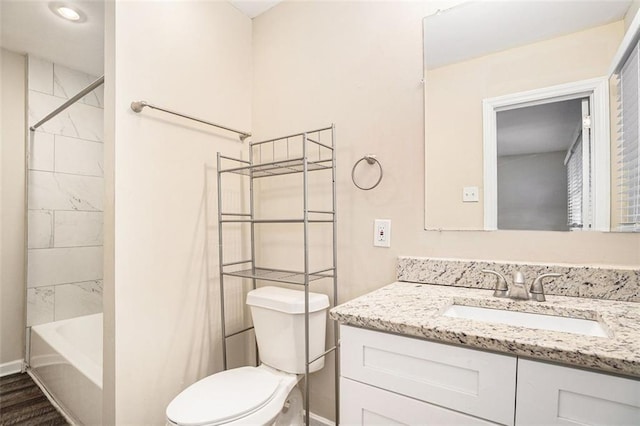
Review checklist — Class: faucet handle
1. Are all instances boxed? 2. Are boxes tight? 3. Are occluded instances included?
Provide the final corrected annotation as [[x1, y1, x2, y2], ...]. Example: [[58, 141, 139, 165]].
[[530, 273, 561, 302], [482, 269, 508, 298]]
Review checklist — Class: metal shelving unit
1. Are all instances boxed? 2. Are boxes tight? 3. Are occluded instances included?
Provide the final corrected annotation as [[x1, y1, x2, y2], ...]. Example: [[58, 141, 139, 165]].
[[217, 125, 339, 425]]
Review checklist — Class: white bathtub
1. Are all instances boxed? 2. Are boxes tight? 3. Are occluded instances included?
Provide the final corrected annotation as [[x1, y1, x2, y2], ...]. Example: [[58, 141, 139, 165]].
[[30, 313, 102, 425]]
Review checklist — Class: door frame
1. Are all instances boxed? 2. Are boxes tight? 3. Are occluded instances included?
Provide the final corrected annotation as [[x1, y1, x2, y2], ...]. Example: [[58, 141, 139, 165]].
[[482, 77, 610, 232]]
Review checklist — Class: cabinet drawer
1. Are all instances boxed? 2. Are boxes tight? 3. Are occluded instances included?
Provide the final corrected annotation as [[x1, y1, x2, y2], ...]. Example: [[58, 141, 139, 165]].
[[340, 325, 516, 425], [341, 377, 497, 425], [516, 359, 640, 425]]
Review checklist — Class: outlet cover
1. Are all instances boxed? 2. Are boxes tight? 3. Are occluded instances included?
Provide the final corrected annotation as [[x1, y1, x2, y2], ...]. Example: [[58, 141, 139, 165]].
[[374, 219, 391, 247]]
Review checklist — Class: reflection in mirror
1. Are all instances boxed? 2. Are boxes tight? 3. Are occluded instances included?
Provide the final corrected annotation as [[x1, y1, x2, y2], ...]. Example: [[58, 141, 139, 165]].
[[482, 77, 611, 232], [496, 98, 592, 231], [423, 0, 637, 232]]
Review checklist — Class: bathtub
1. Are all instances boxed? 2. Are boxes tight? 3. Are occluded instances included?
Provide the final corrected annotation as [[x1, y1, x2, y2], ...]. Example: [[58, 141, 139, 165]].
[[30, 313, 102, 425]]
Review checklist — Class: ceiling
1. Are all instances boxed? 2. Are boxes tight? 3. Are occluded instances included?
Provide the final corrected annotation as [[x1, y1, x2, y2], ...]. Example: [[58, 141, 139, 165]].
[[0, 0, 281, 77], [229, 0, 281, 18], [0, 0, 105, 76], [2, 1, 631, 85], [497, 99, 584, 157], [424, 0, 633, 69]]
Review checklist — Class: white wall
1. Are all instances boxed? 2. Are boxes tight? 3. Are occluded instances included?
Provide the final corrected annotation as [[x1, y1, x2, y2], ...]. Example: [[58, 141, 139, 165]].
[[497, 151, 568, 231], [252, 1, 640, 420], [26, 56, 104, 327], [0, 47, 26, 367], [104, 2, 252, 423]]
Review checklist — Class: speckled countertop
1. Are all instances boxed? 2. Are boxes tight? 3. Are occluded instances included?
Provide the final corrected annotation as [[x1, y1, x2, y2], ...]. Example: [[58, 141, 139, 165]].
[[330, 282, 640, 378]]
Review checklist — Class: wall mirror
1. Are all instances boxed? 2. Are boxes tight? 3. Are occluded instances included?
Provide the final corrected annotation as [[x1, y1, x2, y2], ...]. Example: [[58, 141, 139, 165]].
[[423, 0, 637, 232]]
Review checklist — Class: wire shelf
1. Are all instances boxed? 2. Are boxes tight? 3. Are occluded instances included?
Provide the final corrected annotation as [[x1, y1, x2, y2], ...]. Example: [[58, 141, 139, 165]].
[[217, 125, 339, 425], [220, 218, 334, 224], [222, 267, 334, 285], [220, 158, 333, 178]]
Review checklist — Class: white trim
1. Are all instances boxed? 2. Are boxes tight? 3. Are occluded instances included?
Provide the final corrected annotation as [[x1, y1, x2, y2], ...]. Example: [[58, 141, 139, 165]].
[[482, 99, 498, 230], [309, 411, 335, 426], [0, 359, 24, 377], [609, 8, 640, 75], [423, 54, 430, 230], [590, 79, 611, 232], [483, 77, 610, 231]]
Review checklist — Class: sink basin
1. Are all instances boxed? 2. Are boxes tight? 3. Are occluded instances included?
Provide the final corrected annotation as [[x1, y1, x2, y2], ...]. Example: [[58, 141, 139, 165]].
[[442, 305, 609, 338]]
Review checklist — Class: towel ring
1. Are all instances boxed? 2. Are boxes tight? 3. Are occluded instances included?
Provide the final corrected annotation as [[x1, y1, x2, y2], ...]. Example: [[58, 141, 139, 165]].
[[352, 155, 383, 190]]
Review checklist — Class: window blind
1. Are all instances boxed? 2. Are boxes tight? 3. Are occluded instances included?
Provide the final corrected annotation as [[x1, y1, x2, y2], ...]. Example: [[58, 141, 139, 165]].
[[567, 136, 583, 228], [617, 40, 640, 231]]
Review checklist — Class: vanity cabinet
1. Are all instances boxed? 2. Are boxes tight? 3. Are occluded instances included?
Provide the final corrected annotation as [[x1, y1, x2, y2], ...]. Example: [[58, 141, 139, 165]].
[[515, 359, 640, 425], [341, 377, 497, 425], [340, 325, 516, 425], [340, 325, 640, 425]]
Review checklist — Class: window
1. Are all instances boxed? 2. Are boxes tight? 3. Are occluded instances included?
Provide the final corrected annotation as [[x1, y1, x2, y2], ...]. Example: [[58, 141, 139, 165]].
[[617, 39, 640, 231], [565, 98, 592, 230], [566, 134, 585, 228]]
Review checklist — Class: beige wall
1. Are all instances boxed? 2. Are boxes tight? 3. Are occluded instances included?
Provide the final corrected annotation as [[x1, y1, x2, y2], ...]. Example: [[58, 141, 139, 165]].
[[100, 1, 640, 423], [425, 21, 623, 230], [253, 1, 640, 420], [253, 1, 434, 418], [104, 2, 252, 423], [0, 48, 26, 366]]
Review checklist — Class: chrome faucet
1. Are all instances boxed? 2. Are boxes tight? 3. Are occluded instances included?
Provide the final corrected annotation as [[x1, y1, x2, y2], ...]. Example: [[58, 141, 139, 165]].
[[481, 270, 561, 302], [481, 269, 508, 298], [509, 271, 530, 300], [529, 273, 562, 302]]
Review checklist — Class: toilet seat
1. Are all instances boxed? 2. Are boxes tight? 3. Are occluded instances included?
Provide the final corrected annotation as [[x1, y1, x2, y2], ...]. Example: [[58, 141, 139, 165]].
[[166, 365, 298, 426]]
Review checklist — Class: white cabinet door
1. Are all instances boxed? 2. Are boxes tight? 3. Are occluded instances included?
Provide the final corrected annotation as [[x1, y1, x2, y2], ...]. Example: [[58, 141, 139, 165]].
[[341, 377, 498, 426], [340, 325, 517, 426], [516, 359, 640, 425]]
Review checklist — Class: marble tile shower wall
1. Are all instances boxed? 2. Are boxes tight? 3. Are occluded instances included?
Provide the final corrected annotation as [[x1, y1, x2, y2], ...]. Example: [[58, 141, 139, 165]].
[[27, 56, 104, 326]]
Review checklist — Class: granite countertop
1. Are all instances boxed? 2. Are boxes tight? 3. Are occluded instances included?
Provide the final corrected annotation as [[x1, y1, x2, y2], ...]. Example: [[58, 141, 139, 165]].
[[330, 282, 640, 378]]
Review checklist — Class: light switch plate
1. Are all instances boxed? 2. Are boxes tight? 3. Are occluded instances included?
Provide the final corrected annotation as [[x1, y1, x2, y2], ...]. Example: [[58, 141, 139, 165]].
[[463, 186, 479, 202]]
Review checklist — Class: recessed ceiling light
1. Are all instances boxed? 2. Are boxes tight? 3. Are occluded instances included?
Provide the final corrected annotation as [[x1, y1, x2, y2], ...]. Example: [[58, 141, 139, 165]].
[[49, 3, 86, 23], [57, 6, 80, 21]]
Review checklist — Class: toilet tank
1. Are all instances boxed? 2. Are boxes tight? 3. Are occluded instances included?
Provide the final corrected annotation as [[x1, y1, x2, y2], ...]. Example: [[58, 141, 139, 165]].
[[246, 286, 329, 374]]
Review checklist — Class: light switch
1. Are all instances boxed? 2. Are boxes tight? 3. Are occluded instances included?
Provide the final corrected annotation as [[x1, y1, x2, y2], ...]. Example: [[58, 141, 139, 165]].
[[463, 186, 479, 202]]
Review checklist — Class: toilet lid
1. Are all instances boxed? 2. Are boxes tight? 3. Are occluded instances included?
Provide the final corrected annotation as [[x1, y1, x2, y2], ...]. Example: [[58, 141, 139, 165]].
[[166, 367, 281, 426]]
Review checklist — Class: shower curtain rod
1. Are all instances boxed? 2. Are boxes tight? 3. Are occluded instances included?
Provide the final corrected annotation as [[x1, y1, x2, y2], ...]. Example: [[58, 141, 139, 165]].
[[130, 100, 251, 141], [30, 75, 105, 131]]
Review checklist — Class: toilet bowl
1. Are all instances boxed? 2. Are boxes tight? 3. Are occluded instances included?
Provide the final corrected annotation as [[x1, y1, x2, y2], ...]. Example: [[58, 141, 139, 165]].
[[166, 286, 329, 426], [166, 365, 301, 426]]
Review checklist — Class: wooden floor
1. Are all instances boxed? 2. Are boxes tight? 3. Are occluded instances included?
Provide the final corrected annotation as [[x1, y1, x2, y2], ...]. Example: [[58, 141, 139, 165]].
[[0, 373, 68, 425]]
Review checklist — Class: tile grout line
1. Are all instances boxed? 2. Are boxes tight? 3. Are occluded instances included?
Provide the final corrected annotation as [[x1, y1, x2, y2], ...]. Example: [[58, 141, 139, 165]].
[[30, 87, 105, 111], [28, 168, 105, 179], [27, 244, 104, 251], [49, 209, 55, 249], [31, 129, 104, 144]]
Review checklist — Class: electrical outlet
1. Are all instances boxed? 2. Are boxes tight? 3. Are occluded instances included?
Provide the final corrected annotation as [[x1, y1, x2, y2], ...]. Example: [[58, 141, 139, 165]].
[[374, 219, 391, 247], [463, 186, 479, 202]]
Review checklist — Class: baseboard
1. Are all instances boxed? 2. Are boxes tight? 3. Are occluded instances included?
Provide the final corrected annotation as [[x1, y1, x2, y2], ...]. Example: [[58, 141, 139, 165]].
[[309, 412, 335, 426], [0, 359, 24, 377]]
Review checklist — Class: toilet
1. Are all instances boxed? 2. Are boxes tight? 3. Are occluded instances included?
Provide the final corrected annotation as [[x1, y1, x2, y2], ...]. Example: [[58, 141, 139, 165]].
[[166, 286, 329, 426]]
